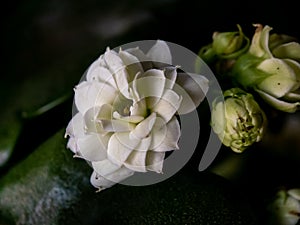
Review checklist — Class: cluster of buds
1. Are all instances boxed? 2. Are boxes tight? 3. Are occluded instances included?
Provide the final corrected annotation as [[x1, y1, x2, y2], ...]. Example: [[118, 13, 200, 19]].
[[199, 24, 300, 225], [202, 24, 300, 154], [233, 24, 300, 113]]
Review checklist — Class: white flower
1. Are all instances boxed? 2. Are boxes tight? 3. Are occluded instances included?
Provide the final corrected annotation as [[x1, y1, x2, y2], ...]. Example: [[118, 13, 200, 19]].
[[65, 40, 209, 191]]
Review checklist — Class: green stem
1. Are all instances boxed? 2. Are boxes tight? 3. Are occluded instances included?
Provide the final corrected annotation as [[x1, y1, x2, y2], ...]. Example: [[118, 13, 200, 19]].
[[21, 92, 73, 119]]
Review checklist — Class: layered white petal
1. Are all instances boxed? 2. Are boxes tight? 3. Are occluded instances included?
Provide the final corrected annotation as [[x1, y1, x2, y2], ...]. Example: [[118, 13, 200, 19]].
[[175, 73, 209, 114], [257, 58, 298, 98], [65, 112, 86, 154], [77, 133, 109, 161], [130, 112, 156, 139], [249, 24, 273, 58], [125, 47, 149, 62], [90, 167, 134, 191], [75, 81, 117, 114], [74, 82, 91, 114], [125, 150, 147, 172], [125, 47, 153, 71], [146, 151, 165, 173], [135, 135, 152, 151], [92, 82, 118, 107], [65, 112, 85, 138], [107, 132, 138, 166], [90, 170, 115, 191], [259, 25, 273, 57], [134, 69, 166, 106], [147, 40, 172, 65], [284, 59, 300, 82], [83, 104, 113, 134], [283, 92, 300, 102], [97, 104, 113, 119], [163, 66, 178, 90], [83, 106, 102, 133], [86, 66, 117, 89], [100, 119, 135, 132], [257, 58, 297, 79], [66, 138, 77, 154], [130, 99, 147, 117], [104, 50, 130, 98], [152, 89, 182, 123], [113, 111, 144, 123], [92, 159, 121, 177], [103, 166, 134, 184], [85, 55, 105, 80], [255, 88, 300, 113], [119, 50, 144, 80], [272, 42, 300, 61], [150, 116, 180, 152], [258, 75, 298, 98]]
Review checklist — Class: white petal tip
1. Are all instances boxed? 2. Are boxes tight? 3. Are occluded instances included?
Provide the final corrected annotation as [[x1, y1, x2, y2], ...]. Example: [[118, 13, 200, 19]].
[[96, 187, 105, 193], [73, 154, 81, 158]]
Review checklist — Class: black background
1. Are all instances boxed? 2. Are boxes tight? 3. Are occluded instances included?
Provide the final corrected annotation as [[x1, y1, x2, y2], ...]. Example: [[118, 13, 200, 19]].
[[0, 1, 299, 224]]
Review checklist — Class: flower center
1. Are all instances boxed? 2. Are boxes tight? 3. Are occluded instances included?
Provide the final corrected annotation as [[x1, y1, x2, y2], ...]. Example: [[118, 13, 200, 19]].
[[122, 105, 131, 116], [113, 93, 133, 117]]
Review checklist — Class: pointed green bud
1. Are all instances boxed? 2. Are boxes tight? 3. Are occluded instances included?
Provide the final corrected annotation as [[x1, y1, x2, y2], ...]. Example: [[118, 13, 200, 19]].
[[212, 24, 250, 59], [199, 24, 250, 64]]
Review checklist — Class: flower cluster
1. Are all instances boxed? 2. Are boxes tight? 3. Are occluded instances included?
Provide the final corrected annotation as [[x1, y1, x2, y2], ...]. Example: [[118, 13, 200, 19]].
[[65, 40, 208, 191], [200, 24, 300, 153], [233, 24, 300, 113]]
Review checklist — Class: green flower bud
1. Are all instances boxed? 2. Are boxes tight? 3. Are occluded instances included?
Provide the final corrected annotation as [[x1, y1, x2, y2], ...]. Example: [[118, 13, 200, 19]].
[[233, 24, 300, 113], [211, 88, 267, 153], [267, 189, 300, 225], [212, 24, 250, 58], [199, 24, 250, 63]]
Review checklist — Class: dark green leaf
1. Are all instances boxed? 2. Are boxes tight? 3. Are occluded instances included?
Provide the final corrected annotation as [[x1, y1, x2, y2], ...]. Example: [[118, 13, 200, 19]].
[[0, 129, 258, 225]]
